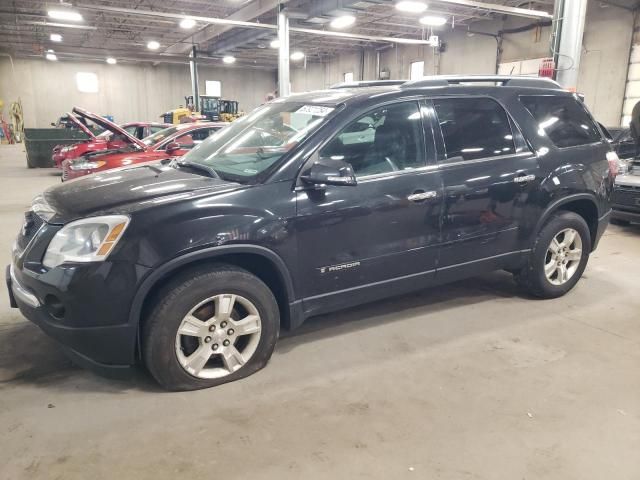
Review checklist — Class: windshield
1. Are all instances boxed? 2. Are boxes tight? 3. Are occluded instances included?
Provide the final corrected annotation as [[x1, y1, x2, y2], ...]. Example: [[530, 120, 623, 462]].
[[142, 125, 185, 146], [180, 102, 335, 181]]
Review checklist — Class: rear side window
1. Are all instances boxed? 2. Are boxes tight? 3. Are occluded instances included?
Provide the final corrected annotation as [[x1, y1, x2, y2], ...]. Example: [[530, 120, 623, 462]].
[[519, 95, 602, 148], [433, 97, 516, 161]]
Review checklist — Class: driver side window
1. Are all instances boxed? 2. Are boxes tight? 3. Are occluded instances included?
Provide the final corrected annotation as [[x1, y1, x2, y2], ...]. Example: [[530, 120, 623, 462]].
[[319, 101, 426, 177]]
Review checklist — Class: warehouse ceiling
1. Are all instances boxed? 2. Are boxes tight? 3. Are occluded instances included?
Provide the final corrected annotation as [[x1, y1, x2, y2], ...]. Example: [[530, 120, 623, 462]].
[[0, 0, 556, 69]]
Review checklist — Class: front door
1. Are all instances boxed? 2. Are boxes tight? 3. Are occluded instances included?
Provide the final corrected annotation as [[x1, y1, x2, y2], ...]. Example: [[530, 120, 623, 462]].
[[430, 96, 540, 275], [295, 100, 443, 316]]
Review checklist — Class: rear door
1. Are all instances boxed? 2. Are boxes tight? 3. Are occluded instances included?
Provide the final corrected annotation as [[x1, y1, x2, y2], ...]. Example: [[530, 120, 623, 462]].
[[431, 96, 540, 276], [295, 100, 443, 316]]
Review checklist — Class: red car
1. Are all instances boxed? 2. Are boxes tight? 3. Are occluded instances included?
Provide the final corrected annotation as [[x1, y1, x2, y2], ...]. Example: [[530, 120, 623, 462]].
[[61, 118, 227, 181], [52, 108, 170, 168]]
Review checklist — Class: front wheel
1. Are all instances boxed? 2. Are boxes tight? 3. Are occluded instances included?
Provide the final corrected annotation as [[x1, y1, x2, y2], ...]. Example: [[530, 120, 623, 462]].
[[143, 265, 280, 391], [515, 211, 591, 299]]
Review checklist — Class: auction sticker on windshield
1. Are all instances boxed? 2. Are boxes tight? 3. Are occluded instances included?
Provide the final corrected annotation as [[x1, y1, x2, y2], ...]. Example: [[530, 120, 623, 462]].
[[296, 105, 334, 117]]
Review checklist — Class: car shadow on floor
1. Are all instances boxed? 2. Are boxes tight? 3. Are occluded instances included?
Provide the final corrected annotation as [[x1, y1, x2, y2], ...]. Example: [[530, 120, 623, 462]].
[[0, 268, 614, 393], [276, 270, 525, 353], [0, 270, 527, 393]]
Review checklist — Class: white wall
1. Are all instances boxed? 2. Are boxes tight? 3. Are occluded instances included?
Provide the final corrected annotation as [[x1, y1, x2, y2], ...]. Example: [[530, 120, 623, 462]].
[[290, 0, 634, 126], [0, 58, 276, 128], [577, 1, 634, 126]]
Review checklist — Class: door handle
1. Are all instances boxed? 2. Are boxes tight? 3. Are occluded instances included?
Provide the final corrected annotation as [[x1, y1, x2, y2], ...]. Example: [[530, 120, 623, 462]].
[[407, 190, 438, 202]]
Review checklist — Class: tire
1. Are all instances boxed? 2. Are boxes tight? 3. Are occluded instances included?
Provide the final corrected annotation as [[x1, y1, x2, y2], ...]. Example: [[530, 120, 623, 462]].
[[610, 217, 630, 226], [143, 264, 280, 391], [515, 211, 591, 299]]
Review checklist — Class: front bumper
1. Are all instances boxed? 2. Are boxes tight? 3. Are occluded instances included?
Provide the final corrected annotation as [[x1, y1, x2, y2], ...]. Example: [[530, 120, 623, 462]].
[[612, 208, 640, 223], [7, 260, 148, 378]]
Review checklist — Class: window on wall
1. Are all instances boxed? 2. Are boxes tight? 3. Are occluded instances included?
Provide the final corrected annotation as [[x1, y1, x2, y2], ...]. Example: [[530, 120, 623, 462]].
[[344, 72, 354, 83], [205, 80, 221, 97], [433, 97, 516, 161], [410, 61, 424, 81], [76, 72, 99, 93]]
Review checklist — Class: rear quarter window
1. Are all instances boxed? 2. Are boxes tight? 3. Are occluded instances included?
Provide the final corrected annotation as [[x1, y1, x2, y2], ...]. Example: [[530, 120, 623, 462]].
[[519, 95, 602, 148]]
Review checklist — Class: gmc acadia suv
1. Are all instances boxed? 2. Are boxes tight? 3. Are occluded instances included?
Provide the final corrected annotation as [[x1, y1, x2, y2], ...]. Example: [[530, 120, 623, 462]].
[[7, 76, 614, 391]]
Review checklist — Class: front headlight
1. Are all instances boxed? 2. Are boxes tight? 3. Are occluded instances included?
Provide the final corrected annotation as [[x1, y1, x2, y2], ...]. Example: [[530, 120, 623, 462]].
[[69, 160, 106, 171], [618, 158, 632, 175], [43, 215, 130, 268]]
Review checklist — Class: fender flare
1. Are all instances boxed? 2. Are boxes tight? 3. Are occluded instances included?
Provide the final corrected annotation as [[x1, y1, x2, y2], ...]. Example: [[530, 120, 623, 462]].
[[128, 244, 297, 327], [530, 192, 599, 247]]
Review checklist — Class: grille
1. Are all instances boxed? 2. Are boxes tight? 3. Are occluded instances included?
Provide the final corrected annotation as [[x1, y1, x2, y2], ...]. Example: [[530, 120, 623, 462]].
[[16, 211, 45, 250]]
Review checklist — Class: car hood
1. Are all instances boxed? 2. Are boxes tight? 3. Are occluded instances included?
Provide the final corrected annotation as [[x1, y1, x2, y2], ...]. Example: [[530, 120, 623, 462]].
[[65, 111, 97, 139], [72, 106, 147, 149], [45, 164, 242, 221]]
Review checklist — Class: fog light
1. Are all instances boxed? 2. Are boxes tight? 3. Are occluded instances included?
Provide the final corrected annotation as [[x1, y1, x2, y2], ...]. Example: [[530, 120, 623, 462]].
[[44, 294, 65, 319]]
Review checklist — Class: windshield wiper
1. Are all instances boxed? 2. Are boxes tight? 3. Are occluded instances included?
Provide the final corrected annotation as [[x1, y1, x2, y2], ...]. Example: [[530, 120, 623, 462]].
[[174, 159, 220, 179]]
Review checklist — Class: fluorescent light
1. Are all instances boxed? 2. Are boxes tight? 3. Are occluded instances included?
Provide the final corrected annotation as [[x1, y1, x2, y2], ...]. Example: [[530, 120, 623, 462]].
[[270, 39, 280, 49], [147, 40, 160, 50], [419, 15, 447, 26], [223, 55, 236, 64], [47, 9, 83, 22], [180, 17, 196, 29], [45, 52, 58, 61], [290, 51, 305, 61], [330, 15, 356, 29], [106, 57, 117, 65], [395, 1, 428, 13], [50, 33, 63, 42]]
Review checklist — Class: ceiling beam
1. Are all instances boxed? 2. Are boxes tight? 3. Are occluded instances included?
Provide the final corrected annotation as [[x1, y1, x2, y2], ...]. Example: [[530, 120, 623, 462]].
[[164, 0, 287, 54], [430, 0, 552, 18], [209, 29, 272, 54]]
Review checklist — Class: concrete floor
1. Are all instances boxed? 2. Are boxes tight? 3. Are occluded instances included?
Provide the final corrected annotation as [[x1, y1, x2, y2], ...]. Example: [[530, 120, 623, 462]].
[[0, 143, 638, 479]]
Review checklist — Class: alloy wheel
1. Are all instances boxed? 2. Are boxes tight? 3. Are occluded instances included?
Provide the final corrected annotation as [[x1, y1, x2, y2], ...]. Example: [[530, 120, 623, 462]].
[[175, 294, 262, 379], [544, 228, 583, 286]]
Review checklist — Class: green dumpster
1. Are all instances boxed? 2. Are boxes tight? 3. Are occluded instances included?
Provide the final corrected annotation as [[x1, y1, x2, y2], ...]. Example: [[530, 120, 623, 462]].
[[23, 128, 100, 168]]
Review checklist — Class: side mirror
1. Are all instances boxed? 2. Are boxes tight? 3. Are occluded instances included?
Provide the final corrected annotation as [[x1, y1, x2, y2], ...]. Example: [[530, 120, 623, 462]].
[[301, 157, 357, 187], [165, 141, 181, 153]]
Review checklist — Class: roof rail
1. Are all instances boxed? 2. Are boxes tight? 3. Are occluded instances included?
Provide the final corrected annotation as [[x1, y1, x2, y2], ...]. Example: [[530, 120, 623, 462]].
[[402, 75, 563, 90], [330, 80, 407, 89]]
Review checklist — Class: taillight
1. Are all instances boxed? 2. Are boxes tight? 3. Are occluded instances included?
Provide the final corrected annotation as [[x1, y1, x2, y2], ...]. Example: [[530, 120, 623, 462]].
[[606, 151, 619, 177]]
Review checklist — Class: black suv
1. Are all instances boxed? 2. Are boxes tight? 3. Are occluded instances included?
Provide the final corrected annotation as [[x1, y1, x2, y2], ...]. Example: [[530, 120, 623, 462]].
[[7, 76, 613, 391]]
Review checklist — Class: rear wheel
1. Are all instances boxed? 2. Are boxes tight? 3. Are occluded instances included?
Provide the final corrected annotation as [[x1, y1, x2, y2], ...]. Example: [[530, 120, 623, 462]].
[[143, 265, 279, 391], [515, 211, 591, 299]]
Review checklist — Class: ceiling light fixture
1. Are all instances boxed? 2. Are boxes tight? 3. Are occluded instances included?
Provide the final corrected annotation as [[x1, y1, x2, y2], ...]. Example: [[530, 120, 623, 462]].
[[419, 15, 447, 26], [147, 40, 160, 50], [47, 8, 83, 22], [50, 33, 63, 42], [223, 55, 236, 64], [180, 17, 196, 29], [290, 51, 305, 61], [106, 57, 117, 65], [270, 39, 280, 49], [45, 51, 58, 61], [330, 15, 356, 29], [395, 1, 428, 13]]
